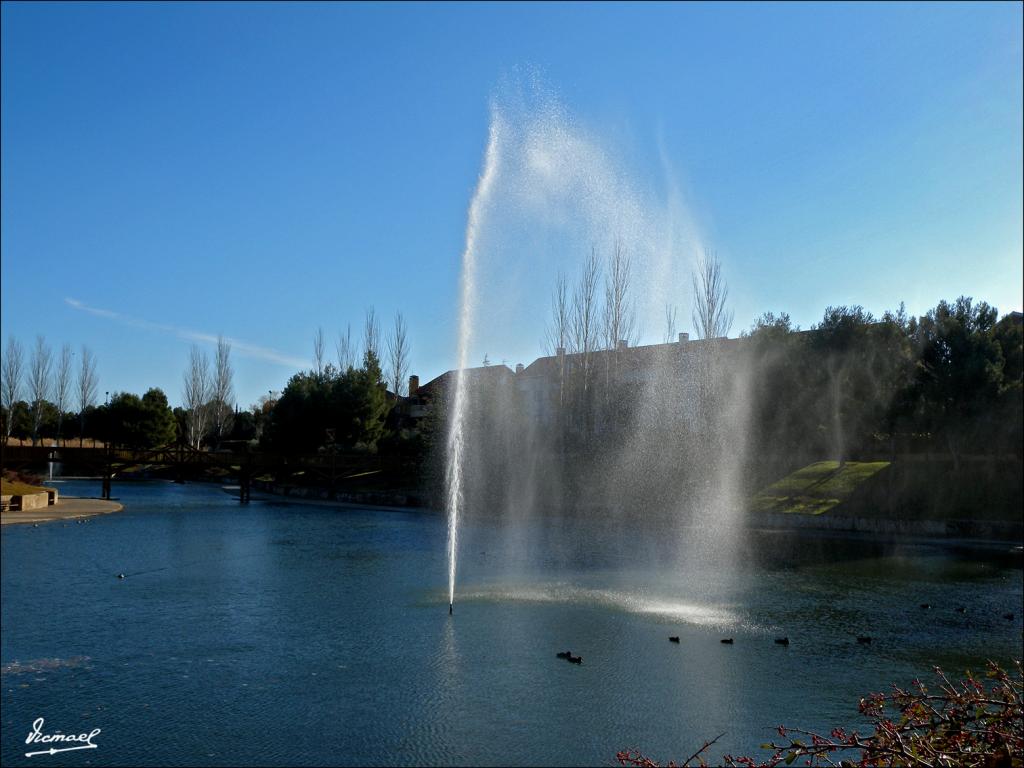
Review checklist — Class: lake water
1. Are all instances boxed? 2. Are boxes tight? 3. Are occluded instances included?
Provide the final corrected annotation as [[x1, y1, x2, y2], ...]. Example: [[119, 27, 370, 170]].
[[2, 481, 1021, 766]]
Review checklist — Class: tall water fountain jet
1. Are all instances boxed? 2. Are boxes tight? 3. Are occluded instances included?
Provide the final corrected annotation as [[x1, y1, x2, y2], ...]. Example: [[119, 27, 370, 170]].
[[446, 111, 503, 614], [442, 79, 752, 615]]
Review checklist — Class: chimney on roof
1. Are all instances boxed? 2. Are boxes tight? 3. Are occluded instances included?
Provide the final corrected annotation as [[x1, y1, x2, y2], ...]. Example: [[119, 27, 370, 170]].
[[515, 363, 524, 374], [678, 332, 690, 344], [408, 375, 419, 396], [616, 339, 628, 350]]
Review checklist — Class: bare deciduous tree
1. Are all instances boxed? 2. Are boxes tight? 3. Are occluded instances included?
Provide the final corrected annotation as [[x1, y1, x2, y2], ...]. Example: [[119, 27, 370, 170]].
[[571, 249, 602, 395], [386, 312, 410, 397], [559, 251, 604, 440], [29, 336, 52, 446], [183, 344, 211, 449], [211, 336, 234, 447], [691, 249, 734, 340], [313, 327, 326, 378], [53, 343, 73, 445], [363, 307, 381, 363], [2, 336, 25, 445], [336, 324, 355, 372], [77, 345, 98, 446], [546, 270, 572, 410], [602, 239, 638, 351], [565, 247, 602, 438], [545, 270, 570, 355], [664, 303, 678, 343]]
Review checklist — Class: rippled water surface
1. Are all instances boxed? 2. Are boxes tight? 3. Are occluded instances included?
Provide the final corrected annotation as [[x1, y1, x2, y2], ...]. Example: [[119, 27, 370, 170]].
[[2, 481, 1021, 766]]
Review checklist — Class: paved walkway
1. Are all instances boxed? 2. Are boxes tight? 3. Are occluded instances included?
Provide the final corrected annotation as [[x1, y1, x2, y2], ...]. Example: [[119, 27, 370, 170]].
[[1, 497, 124, 525]]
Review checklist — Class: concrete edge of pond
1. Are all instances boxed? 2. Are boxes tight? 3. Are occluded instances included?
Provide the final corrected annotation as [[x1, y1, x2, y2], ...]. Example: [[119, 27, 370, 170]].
[[1, 497, 124, 526], [753, 511, 1023, 547], [749, 523, 1024, 556]]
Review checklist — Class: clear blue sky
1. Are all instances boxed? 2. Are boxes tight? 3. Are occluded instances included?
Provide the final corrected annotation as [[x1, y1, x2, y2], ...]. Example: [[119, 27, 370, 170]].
[[2, 2, 1021, 408]]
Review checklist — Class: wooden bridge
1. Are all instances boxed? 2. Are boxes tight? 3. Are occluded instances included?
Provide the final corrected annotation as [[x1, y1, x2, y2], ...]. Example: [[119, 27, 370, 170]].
[[0, 444, 393, 503]]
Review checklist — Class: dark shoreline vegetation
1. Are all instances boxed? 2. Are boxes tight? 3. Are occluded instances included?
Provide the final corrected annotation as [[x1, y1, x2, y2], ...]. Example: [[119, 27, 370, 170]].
[[3, 295, 1022, 533]]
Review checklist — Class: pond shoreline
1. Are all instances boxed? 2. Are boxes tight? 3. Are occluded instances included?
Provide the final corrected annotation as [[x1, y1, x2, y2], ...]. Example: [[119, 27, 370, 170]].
[[754, 510, 1023, 545], [0, 497, 124, 525], [237, 480, 1022, 549]]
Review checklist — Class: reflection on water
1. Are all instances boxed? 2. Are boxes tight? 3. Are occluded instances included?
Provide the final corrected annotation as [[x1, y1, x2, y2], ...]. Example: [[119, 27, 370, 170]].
[[1, 656, 92, 676], [456, 584, 743, 629], [1, 481, 1021, 767]]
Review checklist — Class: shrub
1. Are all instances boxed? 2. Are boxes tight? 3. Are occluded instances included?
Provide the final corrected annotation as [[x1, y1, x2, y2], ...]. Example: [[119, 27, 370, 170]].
[[618, 661, 1023, 768]]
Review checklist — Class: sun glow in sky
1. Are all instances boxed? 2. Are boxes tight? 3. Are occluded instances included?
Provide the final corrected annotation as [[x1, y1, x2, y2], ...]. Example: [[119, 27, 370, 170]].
[[2, 2, 1021, 407]]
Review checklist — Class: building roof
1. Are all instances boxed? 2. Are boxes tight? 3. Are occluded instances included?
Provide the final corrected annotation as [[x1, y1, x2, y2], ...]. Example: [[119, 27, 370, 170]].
[[519, 336, 742, 379], [415, 337, 749, 397], [416, 364, 516, 400]]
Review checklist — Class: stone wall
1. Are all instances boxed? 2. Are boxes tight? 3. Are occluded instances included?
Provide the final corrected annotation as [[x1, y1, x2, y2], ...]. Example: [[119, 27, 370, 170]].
[[2, 488, 58, 511], [18, 492, 51, 511], [758, 511, 1023, 542]]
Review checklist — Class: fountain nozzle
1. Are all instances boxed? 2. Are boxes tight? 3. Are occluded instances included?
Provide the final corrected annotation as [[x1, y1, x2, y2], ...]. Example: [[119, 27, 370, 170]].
[[449, 602, 453, 615]]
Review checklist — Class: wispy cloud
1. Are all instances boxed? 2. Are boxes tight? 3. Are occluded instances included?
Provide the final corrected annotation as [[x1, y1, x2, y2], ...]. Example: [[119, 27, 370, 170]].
[[64, 297, 307, 368]]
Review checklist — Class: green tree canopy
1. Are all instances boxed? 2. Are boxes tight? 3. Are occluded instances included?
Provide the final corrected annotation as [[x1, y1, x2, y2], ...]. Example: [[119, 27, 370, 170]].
[[104, 388, 177, 448], [908, 297, 1003, 463], [264, 352, 391, 454]]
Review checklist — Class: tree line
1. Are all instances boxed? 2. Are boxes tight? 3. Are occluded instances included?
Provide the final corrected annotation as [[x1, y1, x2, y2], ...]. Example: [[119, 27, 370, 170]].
[[540, 243, 1021, 466], [1, 337, 98, 446], [2, 262, 1019, 487], [0, 305, 414, 457], [742, 298, 1022, 469]]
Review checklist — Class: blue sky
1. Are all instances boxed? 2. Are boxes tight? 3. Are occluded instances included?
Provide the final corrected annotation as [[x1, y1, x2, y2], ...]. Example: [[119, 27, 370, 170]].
[[2, 2, 1021, 408]]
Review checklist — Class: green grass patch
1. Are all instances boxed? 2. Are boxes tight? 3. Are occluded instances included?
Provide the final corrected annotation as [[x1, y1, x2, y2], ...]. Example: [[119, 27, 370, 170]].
[[753, 493, 842, 516], [752, 460, 890, 515]]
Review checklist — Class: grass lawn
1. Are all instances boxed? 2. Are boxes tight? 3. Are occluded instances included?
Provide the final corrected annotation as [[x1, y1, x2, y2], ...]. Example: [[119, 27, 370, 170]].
[[752, 460, 890, 516], [1, 479, 50, 497]]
